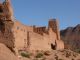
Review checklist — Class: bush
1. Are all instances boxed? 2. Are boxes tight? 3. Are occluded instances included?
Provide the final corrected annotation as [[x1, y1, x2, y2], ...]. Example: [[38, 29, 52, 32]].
[[21, 52, 30, 58], [35, 53, 43, 58]]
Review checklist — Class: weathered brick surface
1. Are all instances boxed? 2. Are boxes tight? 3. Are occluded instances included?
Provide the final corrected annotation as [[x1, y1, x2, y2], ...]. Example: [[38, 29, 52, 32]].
[[13, 19, 64, 51]]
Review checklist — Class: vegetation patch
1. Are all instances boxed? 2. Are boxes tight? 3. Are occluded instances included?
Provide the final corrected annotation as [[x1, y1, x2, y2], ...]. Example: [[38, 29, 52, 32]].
[[35, 53, 43, 58], [20, 52, 30, 58]]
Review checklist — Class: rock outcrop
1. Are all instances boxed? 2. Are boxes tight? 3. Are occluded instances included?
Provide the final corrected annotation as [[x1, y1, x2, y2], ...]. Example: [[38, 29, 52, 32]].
[[60, 24, 80, 52], [0, 43, 19, 60]]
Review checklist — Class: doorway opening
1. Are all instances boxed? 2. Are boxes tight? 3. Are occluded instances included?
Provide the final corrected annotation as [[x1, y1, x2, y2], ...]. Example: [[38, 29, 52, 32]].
[[51, 43, 56, 50], [0, 8, 3, 13]]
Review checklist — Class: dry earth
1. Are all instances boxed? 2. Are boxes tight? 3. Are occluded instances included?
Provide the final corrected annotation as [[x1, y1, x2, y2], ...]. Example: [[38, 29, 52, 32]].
[[0, 43, 80, 60], [0, 43, 19, 60], [19, 50, 80, 60]]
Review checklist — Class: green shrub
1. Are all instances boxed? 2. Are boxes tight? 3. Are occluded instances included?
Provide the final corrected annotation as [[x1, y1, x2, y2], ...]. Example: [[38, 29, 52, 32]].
[[35, 53, 43, 58], [21, 52, 30, 58]]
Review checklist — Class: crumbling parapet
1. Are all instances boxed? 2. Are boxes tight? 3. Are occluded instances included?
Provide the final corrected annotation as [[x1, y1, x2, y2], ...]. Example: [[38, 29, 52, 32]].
[[33, 25, 47, 35]]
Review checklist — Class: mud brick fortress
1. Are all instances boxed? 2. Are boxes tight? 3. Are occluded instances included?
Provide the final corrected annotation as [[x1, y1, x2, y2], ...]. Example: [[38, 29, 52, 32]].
[[0, 0, 64, 53]]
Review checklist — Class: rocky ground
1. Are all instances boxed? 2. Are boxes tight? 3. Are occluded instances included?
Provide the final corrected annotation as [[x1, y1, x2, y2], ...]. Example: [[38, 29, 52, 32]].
[[0, 43, 19, 60], [19, 49, 80, 60], [1, 43, 80, 60]]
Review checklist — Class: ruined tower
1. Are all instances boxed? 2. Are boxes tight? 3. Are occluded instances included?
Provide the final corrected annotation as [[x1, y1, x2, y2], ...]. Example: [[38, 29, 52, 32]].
[[0, 0, 14, 52], [48, 19, 60, 40], [48, 19, 64, 50]]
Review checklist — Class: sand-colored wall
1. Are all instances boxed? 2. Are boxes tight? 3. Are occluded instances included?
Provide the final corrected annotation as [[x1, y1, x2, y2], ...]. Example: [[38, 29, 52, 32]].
[[12, 20, 64, 51], [29, 32, 51, 51], [26, 25, 33, 32], [56, 40, 64, 50], [49, 28, 57, 45], [43, 33, 51, 50], [13, 21, 27, 50]]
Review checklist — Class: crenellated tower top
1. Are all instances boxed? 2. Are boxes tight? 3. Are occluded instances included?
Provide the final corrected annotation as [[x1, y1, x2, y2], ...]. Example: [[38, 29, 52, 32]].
[[0, 0, 14, 21], [4, 0, 14, 20], [48, 19, 60, 40]]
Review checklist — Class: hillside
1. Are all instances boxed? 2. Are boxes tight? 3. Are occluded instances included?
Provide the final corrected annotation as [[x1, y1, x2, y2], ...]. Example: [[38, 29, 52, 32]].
[[0, 43, 20, 60], [16, 49, 80, 60], [1, 42, 80, 60], [60, 24, 80, 52]]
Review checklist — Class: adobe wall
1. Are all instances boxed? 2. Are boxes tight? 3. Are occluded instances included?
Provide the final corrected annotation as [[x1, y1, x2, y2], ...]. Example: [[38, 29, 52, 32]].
[[49, 28, 57, 45], [56, 40, 64, 50], [26, 25, 33, 32], [13, 21, 27, 50], [13, 19, 64, 51], [28, 27, 60, 51], [28, 31, 51, 51]]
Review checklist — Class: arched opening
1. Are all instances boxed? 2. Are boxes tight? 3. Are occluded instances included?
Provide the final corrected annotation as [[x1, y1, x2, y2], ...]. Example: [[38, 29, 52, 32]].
[[51, 43, 56, 50], [51, 41, 57, 50]]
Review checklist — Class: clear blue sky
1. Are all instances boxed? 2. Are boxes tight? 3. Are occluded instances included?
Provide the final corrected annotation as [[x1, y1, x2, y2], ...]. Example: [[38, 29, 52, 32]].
[[11, 0, 80, 30]]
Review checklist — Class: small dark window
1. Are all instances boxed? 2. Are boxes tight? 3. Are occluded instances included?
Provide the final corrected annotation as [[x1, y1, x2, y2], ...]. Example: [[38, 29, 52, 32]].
[[17, 26, 19, 30]]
